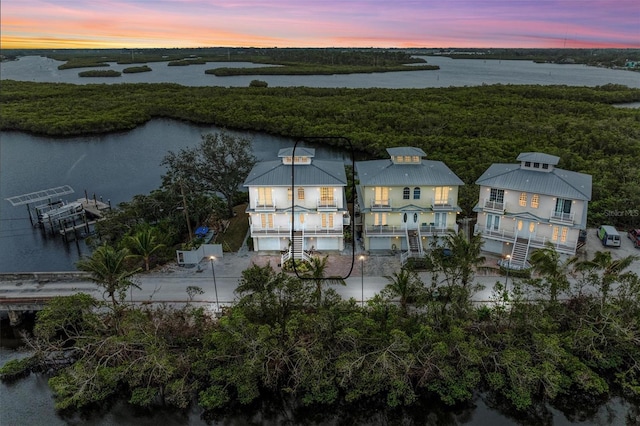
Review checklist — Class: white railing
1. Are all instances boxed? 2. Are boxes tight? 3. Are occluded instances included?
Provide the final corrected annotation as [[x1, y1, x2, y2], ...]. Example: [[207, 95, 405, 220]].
[[483, 198, 505, 212], [419, 223, 459, 235], [250, 225, 291, 236], [549, 210, 575, 224], [474, 224, 516, 241], [371, 199, 392, 211], [365, 225, 405, 235], [431, 197, 456, 210], [528, 234, 578, 255], [281, 247, 312, 266], [254, 201, 276, 211], [303, 226, 343, 235], [317, 199, 338, 210]]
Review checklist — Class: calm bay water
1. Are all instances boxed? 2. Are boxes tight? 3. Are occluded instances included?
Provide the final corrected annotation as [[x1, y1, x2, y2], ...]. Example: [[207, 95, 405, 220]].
[[2, 55, 639, 88], [1, 56, 639, 425]]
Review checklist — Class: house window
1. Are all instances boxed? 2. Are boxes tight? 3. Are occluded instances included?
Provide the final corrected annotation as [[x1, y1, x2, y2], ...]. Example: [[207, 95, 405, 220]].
[[489, 188, 504, 203], [542, 163, 549, 170], [434, 212, 447, 227], [413, 213, 418, 223], [413, 187, 421, 200], [435, 187, 450, 204], [403, 213, 408, 223], [486, 214, 500, 230], [403, 187, 410, 199], [525, 161, 531, 167], [519, 192, 527, 207], [552, 226, 559, 241], [321, 214, 334, 228], [397, 156, 404, 163], [374, 187, 389, 205], [287, 187, 292, 201], [258, 187, 272, 206], [412, 156, 420, 163], [320, 187, 333, 202], [534, 162, 540, 168], [517, 220, 523, 231], [531, 194, 539, 209], [404, 156, 411, 162], [561, 227, 568, 243], [555, 198, 572, 215], [374, 213, 387, 226], [529, 222, 535, 233], [260, 214, 274, 228], [297, 187, 305, 200]]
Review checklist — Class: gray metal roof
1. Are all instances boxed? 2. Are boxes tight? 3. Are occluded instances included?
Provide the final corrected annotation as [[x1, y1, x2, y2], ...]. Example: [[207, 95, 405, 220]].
[[475, 163, 592, 200], [355, 159, 464, 186], [386, 147, 426, 157], [278, 147, 315, 157], [516, 152, 560, 165], [244, 159, 346, 187]]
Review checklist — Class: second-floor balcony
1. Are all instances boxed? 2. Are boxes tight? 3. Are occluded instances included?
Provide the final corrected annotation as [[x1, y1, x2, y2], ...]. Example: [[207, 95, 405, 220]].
[[549, 210, 575, 225], [317, 198, 338, 211], [419, 223, 459, 235], [303, 225, 343, 236], [474, 223, 516, 242], [250, 224, 290, 237], [365, 225, 405, 236], [254, 201, 276, 212], [483, 198, 505, 213], [371, 199, 392, 211], [431, 197, 457, 211]]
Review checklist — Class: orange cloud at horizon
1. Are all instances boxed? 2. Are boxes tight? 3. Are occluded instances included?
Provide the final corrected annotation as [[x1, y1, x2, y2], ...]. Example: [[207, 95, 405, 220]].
[[2, 0, 639, 50]]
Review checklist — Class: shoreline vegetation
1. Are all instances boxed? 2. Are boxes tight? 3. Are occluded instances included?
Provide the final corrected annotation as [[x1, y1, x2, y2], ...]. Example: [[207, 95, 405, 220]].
[[1, 244, 638, 424], [1, 80, 639, 227], [78, 69, 122, 77]]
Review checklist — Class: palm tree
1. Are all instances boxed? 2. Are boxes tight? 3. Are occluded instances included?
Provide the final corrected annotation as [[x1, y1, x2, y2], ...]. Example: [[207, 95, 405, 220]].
[[383, 268, 422, 316], [76, 245, 141, 307], [441, 230, 488, 288], [125, 228, 165, 271], [305, 255, 344, 306], [576, 250, 638, 304], [529, 242, 578, 303]]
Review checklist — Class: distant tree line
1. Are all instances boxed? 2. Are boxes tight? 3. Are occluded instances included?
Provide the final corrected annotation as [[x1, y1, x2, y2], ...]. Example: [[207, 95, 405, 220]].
[[1, 80, 639, 227]]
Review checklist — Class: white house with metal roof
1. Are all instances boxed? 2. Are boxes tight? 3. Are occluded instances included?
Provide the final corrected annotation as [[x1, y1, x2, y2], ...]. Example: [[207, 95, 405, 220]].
[[355, 147, 464, 264], [244, 147, 348, 261], [473, 152, 592, 269]]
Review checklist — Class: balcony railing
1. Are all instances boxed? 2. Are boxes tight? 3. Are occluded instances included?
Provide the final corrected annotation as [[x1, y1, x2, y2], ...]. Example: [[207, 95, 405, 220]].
[[303, 226, 343, 236], [549, 210, 575, 224], [419, 223, 459, 235], [250, 225, 290, 236], [365, 225, 405, 236], [371, 199, 392, 211], [317, 198, 338, 211], [254, 201, 276, 212], [528, 234, 577, 254], [483, 198, 505, 213], [431, 197, 457, 210], [474, 224, 516, 241]]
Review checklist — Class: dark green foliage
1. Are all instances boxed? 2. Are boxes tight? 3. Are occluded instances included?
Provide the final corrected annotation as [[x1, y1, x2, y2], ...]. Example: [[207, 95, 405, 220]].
[[2, 81, 638, 226], [122, 65, 152, 73], [78, 70, 121, 77]]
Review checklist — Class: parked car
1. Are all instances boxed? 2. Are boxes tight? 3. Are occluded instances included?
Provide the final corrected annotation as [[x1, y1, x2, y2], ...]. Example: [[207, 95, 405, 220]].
[[597, 225, 621, 247], [629, 229, 640, 248]]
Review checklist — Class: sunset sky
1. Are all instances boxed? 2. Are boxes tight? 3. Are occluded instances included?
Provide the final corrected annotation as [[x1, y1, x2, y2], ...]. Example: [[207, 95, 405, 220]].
[[2, 0, 639, 49]]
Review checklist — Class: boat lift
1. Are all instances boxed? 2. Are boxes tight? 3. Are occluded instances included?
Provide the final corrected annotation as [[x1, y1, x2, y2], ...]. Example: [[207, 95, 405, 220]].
[[5, 185, 75, 226]]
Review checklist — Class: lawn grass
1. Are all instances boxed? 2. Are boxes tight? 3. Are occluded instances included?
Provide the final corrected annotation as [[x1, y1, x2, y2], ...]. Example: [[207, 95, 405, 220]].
[[214, 204, 249, 252]]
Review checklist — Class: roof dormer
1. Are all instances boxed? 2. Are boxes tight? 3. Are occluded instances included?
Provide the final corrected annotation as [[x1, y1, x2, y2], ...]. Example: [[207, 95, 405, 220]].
[[517, 152, 559, 172], [386, 147, 426, 165], [279, 147, 315, 165]]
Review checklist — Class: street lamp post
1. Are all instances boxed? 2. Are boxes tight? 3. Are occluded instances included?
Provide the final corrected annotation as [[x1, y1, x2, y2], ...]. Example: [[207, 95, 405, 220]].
[[360, 255, 365, 308], [210, 256, 220, 313], [504, 254, 511, 290]]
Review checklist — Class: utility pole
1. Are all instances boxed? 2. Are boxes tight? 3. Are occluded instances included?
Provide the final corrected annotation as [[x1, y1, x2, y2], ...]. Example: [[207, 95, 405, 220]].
[[179, 179, 193, 241]]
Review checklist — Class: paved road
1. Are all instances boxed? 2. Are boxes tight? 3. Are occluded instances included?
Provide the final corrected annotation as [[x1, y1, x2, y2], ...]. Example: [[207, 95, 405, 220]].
[[1, 229, 638, 310]]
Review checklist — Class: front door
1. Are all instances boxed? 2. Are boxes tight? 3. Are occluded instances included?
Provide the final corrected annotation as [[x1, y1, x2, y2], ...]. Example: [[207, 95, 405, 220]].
[[516, 219, 536, 239]]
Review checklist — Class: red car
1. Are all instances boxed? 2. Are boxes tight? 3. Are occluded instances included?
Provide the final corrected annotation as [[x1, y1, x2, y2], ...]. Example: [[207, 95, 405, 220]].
[[629, 229, 640, 248]]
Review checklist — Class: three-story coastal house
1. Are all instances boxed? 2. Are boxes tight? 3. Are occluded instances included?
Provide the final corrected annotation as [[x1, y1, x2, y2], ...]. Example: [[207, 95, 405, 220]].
[[473, 152, 592, 269], [244, 147, 348, 262], [355, 147, 464, 264]]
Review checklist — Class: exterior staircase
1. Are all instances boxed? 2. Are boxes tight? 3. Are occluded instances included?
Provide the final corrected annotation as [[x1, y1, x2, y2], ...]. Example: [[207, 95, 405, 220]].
[[401, 229, 423, 265], [292, 231, 305, 259], [508, 238, 530, 269]]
